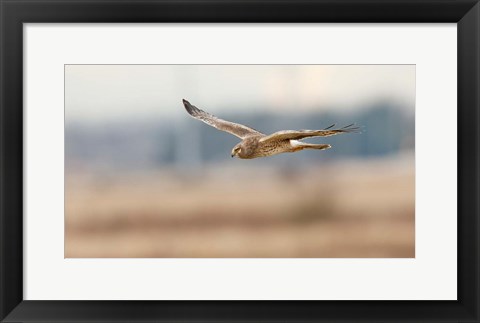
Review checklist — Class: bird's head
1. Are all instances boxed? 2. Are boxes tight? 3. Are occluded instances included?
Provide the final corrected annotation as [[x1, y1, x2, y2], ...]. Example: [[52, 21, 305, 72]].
[[231, 144, 242, 158]]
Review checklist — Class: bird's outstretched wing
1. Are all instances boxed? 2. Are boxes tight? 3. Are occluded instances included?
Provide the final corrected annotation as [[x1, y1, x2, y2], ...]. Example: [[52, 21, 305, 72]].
[[259, 124, 360, 143], [182, 99, 264, 139]]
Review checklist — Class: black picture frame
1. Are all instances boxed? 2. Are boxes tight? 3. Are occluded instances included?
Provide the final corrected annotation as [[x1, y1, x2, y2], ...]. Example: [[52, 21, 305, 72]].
[[1, 0, 479, 322]]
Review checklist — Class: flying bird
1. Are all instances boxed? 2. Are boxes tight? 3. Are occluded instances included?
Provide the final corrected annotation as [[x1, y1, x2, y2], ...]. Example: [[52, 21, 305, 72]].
[[182, 99, 360, 159]]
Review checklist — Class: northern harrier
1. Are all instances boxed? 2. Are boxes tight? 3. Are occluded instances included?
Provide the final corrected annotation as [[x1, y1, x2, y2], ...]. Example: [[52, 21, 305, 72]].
[[182, 99, 360, 159]]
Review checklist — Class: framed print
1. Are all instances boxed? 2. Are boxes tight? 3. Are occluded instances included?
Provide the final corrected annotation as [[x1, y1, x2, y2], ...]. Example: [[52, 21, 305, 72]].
[[1, 0, 479, 322]]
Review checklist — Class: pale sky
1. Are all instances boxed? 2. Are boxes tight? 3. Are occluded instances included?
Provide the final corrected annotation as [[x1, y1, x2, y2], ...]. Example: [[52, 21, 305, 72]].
[[65, 65, 415, 122]]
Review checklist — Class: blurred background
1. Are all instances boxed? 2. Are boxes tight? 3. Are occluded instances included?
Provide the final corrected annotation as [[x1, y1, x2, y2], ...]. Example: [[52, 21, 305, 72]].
[[65, 65, 415, 258]]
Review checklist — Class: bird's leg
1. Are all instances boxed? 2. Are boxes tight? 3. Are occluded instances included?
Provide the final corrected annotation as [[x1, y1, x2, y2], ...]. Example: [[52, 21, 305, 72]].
[[295, 143, 331, 151]]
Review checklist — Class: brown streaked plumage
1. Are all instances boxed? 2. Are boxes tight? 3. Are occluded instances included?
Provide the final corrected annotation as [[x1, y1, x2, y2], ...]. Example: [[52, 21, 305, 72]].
[[182, 99, 360, 159]]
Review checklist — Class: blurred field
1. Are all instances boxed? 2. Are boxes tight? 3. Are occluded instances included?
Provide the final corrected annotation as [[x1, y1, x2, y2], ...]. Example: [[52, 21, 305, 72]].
[[65, 155, 414, 258]]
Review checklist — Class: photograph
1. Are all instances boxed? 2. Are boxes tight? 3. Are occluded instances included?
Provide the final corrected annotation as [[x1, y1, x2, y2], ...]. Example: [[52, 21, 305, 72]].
[[65, 64, 415, 258]]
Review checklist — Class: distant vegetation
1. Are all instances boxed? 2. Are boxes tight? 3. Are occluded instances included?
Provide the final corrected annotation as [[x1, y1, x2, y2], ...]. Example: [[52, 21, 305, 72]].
[[65, 103, 414, 172]]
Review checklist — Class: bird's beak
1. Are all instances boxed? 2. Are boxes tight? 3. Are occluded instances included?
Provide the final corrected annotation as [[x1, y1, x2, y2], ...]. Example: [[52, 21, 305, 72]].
[[231, 153, 234, 158]]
